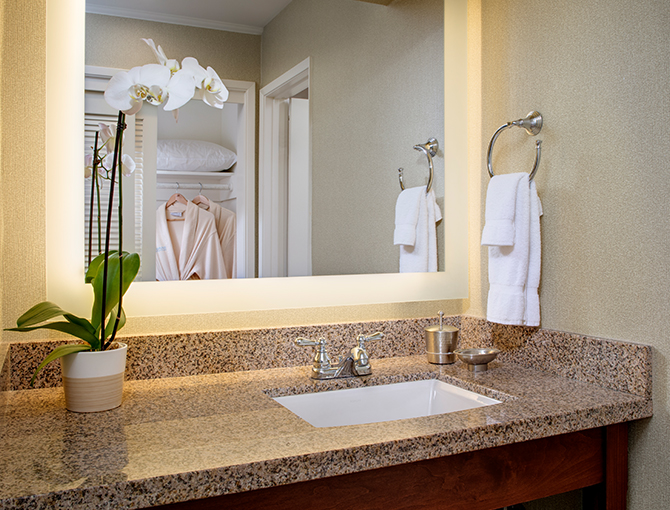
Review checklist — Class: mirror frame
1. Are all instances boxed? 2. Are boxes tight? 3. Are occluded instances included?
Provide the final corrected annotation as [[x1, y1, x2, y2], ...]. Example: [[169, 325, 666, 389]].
[[46, 0, 468, 320]]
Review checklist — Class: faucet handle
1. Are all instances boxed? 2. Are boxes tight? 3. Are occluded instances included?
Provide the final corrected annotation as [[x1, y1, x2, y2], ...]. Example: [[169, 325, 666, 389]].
[[356, 331, 384, 348], [295, 337, 333, 375], [350, 332, 384, 376], [295, 337, 324, 348]]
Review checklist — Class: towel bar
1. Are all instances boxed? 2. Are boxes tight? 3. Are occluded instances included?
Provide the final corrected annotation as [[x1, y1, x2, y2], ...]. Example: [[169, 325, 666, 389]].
[[487, 111, 543, 180], [398, 137, 438, 193]]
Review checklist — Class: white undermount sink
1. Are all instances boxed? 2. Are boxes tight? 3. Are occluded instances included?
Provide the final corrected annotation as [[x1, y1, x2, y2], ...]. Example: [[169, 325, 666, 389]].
[[273, 379, 501, 428]]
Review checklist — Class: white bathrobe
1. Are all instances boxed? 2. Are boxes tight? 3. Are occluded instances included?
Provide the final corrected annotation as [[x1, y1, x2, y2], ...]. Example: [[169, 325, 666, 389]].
[[197, 201, 236, 279], [156, 201, 226, 281]]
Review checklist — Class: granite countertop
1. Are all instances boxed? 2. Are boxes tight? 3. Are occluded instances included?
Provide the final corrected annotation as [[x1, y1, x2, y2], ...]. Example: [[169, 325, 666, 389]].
[[0, 354, 652, 509]]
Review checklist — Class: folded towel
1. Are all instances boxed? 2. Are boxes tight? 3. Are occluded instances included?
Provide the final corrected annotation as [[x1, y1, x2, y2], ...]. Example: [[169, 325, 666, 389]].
[[393, 186, 423, 246], [482, 173, 542, 326], [394, 186, 442, 273], [481, 173, 526, 247]]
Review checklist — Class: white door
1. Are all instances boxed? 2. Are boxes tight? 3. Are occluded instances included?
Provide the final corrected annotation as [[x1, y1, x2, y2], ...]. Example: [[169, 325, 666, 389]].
[[287, 98, 312, 277]]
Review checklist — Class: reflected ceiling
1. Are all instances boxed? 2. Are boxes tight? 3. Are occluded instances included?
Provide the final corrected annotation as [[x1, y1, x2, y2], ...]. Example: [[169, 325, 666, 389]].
[[85, 0, 294, 34]]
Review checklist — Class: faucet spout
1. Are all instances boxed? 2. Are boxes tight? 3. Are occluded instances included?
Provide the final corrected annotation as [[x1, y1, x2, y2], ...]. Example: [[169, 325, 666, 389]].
[[294, 332, 384, 380], [333, 357, 357, 378]]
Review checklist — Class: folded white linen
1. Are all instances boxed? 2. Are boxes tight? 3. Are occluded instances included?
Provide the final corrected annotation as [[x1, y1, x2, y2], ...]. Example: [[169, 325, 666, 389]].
[[482, 173, 542, 326], [394, 186, 442, 273], [481, 173, 526, 247]]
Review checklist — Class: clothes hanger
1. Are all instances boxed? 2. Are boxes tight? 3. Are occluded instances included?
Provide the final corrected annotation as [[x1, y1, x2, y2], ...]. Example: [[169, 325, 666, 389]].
[[166, 192, 188, 208], [166, 184, 188, 221], [192, 183, 210, 210]]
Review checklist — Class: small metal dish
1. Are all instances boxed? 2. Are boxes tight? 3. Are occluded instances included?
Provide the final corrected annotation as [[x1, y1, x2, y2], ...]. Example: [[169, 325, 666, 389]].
[[454, 348, 500, 372]]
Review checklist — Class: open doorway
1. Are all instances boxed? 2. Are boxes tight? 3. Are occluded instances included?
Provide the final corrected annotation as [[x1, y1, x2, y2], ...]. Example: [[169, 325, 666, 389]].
[[259, 58, 311, 277]]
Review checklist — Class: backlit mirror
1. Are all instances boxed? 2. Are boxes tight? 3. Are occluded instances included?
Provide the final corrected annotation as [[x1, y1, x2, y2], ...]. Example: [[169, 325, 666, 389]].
[[84, 0, 446, 280], [46, 0, 467, 319]]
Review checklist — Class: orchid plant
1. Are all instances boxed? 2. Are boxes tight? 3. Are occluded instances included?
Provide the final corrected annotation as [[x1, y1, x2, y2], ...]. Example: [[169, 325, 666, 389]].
[[8, 40, 228, 386]]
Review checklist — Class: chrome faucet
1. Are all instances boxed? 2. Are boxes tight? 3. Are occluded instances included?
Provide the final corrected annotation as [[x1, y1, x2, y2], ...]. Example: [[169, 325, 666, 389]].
[[295, 332, 384, 380]]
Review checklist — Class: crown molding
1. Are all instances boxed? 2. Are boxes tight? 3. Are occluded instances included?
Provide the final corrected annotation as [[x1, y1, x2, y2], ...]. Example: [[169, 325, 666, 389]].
[[85, 5, 264, 35]]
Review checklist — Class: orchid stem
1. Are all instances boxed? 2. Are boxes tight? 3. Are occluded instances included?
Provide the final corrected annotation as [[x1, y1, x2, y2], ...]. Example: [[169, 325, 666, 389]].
[[109, 113, 126, 348], [100, 111, 126, 350], [87, 132, 99, 267]]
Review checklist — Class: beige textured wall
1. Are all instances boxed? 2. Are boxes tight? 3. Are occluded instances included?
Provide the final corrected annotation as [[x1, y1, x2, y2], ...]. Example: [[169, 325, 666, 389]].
[[85, 14, 261, 84], [262, 0, 445, 275], [0, 0, 47, 338], [470, 0, 670, 507]]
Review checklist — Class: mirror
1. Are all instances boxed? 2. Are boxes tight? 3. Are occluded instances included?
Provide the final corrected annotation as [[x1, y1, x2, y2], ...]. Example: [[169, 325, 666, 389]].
[[84, 0, 446, 280], [46, 0, 468, 320]]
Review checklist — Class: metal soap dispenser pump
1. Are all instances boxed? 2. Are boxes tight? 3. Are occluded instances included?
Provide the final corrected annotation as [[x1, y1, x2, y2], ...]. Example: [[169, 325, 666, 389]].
[[424, 311, 459, 364]]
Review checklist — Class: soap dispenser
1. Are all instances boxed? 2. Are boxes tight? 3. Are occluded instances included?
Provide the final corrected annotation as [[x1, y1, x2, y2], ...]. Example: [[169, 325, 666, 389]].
[[424, 311, 459, 364]]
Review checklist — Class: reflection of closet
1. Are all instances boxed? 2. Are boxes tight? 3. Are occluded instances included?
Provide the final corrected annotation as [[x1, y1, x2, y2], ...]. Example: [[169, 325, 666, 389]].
[[84, 66, 255, 280]]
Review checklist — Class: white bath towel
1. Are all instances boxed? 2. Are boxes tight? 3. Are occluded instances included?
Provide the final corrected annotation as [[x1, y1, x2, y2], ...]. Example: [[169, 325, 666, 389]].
[[482, 173, 542, 326], [394, 186, 442, 273]]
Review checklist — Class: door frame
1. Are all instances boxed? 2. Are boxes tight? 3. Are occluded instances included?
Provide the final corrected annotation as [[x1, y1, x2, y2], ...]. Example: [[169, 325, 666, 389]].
[[258, 57, 311, 278]]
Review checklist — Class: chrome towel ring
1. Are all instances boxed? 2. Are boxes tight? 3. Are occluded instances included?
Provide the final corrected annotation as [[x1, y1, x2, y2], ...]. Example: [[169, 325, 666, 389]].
[[487, 111, 543, 180], [398, 137, 438, 193]]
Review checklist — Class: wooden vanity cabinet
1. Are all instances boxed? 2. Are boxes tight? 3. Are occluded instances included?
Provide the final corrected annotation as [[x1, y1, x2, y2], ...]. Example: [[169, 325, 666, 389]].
[[155, 423, 628, 510]]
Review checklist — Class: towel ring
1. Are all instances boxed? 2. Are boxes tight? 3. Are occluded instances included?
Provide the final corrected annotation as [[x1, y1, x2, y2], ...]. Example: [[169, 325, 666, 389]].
[[487, 111, 543, 180], [398, 137, 438, 193]]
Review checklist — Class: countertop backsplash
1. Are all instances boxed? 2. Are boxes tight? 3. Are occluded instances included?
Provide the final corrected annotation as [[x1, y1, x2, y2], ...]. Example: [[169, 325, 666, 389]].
[[2, 315, 651, 398]]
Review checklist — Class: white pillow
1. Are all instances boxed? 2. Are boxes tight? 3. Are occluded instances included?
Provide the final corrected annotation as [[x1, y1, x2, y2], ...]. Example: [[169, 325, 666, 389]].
[[157, 139, 237, 172]]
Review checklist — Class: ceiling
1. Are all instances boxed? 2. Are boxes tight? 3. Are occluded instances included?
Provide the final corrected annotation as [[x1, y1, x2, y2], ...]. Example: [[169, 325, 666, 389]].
[[85, 0, 295, 35]]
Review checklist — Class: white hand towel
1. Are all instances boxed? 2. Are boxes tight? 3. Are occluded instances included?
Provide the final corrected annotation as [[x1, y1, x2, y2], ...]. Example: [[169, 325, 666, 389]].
[[393, 186, 424, 246], [394, 186, 442, 273], [525, 181, 543, 326], [481, 173, 526, 246], [482, 173, 542, 326]]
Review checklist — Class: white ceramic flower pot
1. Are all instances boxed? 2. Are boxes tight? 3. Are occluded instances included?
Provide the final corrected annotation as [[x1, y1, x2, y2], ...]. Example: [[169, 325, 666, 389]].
[[60, 343, 127, 413]]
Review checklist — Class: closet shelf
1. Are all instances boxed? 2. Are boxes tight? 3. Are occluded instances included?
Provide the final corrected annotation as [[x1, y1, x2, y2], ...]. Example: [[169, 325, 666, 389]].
[[157, 170, 234, 179]]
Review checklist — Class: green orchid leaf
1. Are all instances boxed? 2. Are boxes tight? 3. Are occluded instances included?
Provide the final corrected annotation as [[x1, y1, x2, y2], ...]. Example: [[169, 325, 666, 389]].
[[85, 250, 119, 284], [64, 315, 100, 350], [7, 321, 99, 346], [102, 305, 126, 343], [91, 252, 139, 331], [29, 343, 92, 386], [13, 302, 70, 328], [64, 314, 96, 335]]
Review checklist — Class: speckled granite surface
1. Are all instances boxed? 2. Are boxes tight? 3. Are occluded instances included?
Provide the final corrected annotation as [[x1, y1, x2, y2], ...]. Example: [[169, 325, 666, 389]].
[[458, 316, 653, 397], [6, 316, 460, 390], [0, 316, 654, 509], [0, 344, 8, 395], [0, 355, 652, 509], [5, 315, 651, 398]]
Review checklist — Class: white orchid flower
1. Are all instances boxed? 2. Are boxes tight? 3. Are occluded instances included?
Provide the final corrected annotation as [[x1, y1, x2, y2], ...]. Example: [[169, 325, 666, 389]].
[[181, 58, 228, 109], [97, 123, 117, 153], [142, 38, 180, 74], [181, 57, 208, 87], [202, 66, 229, 109], [97, 152, 136, 179], [162, 69, 196, 112], [120, 153, 136, 176], [104, 64, 171, 115], [84, 154, 94, 179]]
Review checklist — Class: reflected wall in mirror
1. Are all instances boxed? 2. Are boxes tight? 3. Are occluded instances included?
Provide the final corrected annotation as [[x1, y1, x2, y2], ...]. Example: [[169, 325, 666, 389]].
[[85, 0, 444, 279]]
